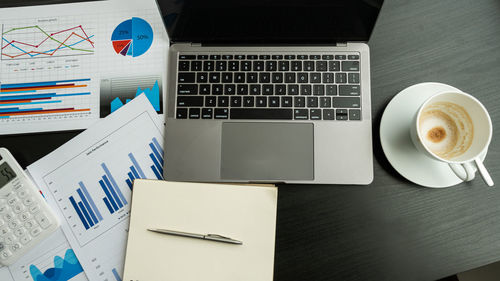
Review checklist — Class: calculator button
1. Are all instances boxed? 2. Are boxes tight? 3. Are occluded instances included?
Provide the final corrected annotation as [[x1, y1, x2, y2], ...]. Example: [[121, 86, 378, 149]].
[[10, 242, 21, 252], [7, 197, 18, 206], [4, 235, 16, 244], [17, 189, 29, 198], [13, 183, 23, 191], [19, 213, 30, 222], [0, 226, 9, 235], [23, 197, 34, 206], [6, 191, 17, 200], [13, 203, 24, 214], [35, 213, 51, 229], [20, 235, 31, 245], [8, 220, 20, 229], [4, 212, 15, 221], [29, 204, 39, 213], [30, 227, 42, 237], [14, 227, 26, 237], [24, 220, 36, 229], [0, 249, 12, 260]]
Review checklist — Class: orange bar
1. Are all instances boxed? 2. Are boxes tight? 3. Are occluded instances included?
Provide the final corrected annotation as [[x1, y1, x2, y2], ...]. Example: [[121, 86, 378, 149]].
[[0, 84, 87, 92], [0, 108, 90, 116]]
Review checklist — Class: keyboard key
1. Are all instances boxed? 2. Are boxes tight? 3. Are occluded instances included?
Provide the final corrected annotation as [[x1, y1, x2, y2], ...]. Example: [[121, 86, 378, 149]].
[[324, 109, 335, 120], [235, 55, 246, 59], [326, 85, 337, 95], [294, 109, 309, 120], [234, 73, 245, 83], [333, 97, 361, 108], [265, 61, 277, 71], [297, 73, 308, 83], [336, 109, 348, 120], [316, 61, 327, 71], [304, 61, 314, 71], [253, 61, 264, 71], [269, 97, 280, 107], [179, 55, 195, 59], [322, 55, 334, 60], [212, 84, 223, 95], [209, 55, 221, 60], [224, 84, 236, 95], [310, 109, 321, 120], [275, 85, 286, 95], [179, 61, 190, 71], [335, 55, 347, 60], [272, 55, 283, 59], [349, 109, 361, 120], [178, 84, 198, 95], [329, 61, 340, 71], [205, 96, 217, 107], [189, 108, 200, 119], [336, 73, 347, 83], [247, 55, 258, 60], [310, 73, 321, 83], [230, 109, 293, 120], [348, 54, 359, 60], [249, 84, 261, 95], [259, 55, 270, 60], [218, 96, 229, 106], [197, 55, 208, 59], [199, 84, 211, 95], [222, 72, 233, 83], [342, 61, 360, 71], [288, 85, 299, 95], [339, 85, 360, 96], [263, 85, 273, 95], [222, 55, 233, 59], [214, 108, 229, 119], [237, 84, 248, 95], [243, 96, 255, 107], [298, 55, 308, 60], [202, 108, 213, 119], [284, 55, 296, 59], [285, 73, 295, 83], [209, 73, 220, 83], [300, 85, 311, 95], [313, 85, 325, 96], [247, 72, 258, 83], [197, 72, 208, 83], [281, 97, 292, 107], [294, 97, 305, 107], [177, 96, 203, 107], [256, 97, 267, 107], [320, 97, 331, 108], [279, 61, 289, 71], [272, 73, 283, 83], [178, 73, 195, 83], [191, 61, 202, 71], [310, 55, 321, 60], [348, 73, 360, 83], [228, 61, 239, 71], [291, 61, 302, 71], [241, 61, 251, 71], [259, 73, 271, 83], [231, 96, 242, 107], [203, 61, 214, 71], [307, 97, 318, 108]]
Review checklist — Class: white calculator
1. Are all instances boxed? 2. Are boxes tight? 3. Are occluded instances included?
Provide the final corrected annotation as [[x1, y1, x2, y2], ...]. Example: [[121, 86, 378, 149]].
[[0, 148, 60, 266]]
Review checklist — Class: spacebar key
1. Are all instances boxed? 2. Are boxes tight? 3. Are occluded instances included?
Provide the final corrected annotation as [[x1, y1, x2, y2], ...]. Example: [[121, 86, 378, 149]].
[[230, 109, 293, 120]]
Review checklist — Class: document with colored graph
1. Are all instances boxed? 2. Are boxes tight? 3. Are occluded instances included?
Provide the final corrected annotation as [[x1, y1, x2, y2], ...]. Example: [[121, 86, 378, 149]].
[[0, 0, 168, 135]]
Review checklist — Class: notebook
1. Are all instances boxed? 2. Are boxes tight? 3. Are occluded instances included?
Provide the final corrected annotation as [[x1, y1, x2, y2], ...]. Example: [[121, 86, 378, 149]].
[[123, 180, 278, 281]]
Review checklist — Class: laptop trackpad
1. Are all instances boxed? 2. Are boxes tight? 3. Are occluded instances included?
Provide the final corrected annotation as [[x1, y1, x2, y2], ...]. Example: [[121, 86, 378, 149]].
[[221, 122, 314, 181]]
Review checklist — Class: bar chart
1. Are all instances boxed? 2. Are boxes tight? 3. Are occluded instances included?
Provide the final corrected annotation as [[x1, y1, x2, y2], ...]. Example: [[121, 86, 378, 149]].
[[69, 182, 103, 230]]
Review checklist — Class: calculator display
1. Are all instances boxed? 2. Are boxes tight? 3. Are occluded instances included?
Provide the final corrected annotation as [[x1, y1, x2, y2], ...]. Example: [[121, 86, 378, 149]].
[[0, 162, 17, 188]]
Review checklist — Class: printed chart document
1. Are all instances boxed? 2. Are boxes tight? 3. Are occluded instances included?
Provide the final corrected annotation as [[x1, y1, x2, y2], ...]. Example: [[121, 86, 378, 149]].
[[0, 0, 168, 134], [27, 95, 165, 281], [0, 229, 88, 281]]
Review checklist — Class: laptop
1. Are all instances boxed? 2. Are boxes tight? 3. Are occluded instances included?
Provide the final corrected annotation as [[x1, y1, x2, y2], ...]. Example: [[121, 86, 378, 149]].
[[157, 0, 383, 184]]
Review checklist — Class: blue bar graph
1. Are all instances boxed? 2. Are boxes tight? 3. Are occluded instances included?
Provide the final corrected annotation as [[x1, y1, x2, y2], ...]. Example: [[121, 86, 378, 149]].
[[102, 163, 127, 205], [128, 153, 146, 178], [112, 268, 122, 281], [100, 163, 128, 214], [149, 138, 164, 179], [68, 182, 103, 230], [99, 179, 118, 213], [0, 78, 91, 89], [103, 197, 114, 214]]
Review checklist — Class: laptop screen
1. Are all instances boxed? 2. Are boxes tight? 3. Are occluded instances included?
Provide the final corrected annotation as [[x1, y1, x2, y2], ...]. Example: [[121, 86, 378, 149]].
[[157, 0, 384, 45]]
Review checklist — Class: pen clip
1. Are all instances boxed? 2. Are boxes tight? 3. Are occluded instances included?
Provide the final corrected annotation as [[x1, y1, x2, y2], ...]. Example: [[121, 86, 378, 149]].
[[206, 234, 231, 239]]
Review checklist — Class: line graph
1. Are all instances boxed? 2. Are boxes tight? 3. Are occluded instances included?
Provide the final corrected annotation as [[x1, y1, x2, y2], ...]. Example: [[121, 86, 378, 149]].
[[1, 23, 95, 60]]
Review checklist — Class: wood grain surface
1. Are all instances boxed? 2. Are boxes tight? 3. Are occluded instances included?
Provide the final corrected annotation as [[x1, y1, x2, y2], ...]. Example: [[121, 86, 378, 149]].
[[1, 1, 499, 281]]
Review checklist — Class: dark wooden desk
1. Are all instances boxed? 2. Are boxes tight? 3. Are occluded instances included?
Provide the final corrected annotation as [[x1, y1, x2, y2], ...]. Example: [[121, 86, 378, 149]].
[[1, 0, 499, 280]]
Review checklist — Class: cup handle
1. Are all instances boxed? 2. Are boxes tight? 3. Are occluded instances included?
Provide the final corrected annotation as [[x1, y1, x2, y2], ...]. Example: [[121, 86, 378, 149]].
[[449, 162, 475, 182], [474, 158, 494, 187]]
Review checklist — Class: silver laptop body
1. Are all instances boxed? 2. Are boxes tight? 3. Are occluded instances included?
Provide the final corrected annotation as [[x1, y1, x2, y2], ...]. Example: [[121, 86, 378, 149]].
[[159, 1, 383, 184]]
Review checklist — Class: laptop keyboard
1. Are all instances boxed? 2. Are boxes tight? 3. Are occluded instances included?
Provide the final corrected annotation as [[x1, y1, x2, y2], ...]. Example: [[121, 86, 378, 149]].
[[175, 53, 361, 121]]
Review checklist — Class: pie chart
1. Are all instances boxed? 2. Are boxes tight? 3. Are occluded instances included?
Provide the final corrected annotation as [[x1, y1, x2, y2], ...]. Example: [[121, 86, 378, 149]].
[[111, 17, 153, 57]]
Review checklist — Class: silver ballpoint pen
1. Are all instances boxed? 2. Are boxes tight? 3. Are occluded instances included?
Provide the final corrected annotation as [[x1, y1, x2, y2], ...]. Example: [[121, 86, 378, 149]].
[[147, 228, 243, 245]]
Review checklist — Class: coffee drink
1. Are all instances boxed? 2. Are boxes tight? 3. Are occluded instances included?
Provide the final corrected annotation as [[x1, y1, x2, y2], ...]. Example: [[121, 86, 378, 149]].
[[418, 101, 473, 159]]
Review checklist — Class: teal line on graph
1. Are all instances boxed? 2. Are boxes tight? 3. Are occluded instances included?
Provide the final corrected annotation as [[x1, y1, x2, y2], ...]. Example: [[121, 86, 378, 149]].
[[110, 80, 160, 112], [29, 249, 84, 281]]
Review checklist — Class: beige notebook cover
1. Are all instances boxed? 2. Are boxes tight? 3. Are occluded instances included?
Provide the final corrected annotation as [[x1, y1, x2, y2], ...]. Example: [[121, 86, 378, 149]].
[[123, 180, 277, 281]]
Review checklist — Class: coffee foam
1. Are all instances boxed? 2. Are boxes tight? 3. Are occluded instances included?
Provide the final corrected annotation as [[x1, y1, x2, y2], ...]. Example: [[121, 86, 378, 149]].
[[419, 101, 473, 159]]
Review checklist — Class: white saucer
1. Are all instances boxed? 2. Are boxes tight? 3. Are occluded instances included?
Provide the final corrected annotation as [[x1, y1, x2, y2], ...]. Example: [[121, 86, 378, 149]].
[[380, 82, 486, 188]]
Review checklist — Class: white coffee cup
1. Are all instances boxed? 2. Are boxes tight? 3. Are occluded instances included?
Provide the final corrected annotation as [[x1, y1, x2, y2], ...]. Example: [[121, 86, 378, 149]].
[[410, 91, 494, 186]]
